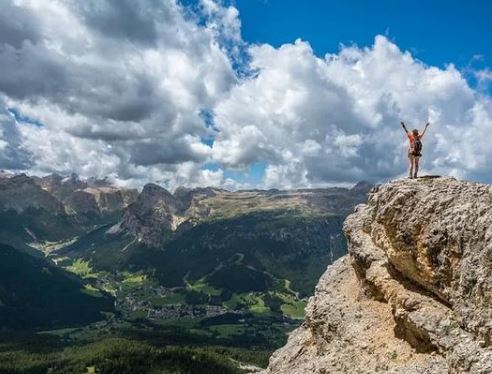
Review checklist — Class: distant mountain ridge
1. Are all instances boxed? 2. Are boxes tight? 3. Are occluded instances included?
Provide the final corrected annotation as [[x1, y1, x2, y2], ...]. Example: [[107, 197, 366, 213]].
[[0, 172, 372, 250], [116, 180, 372, 247], [56, 178, 373, 300], [33, 173, 139, 223], [0, 173, 138, 247], [0, 172, 373, 337]]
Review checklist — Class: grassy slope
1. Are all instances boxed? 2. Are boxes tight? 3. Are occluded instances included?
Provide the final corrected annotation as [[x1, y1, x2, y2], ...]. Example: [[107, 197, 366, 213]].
[[0, 244, 114, 330], [58, 187, 359, 298], [0, 208, 79, 243], [56, 209, 345, 328], [125, 210, 345, 296], [0, 187, 369, 372]]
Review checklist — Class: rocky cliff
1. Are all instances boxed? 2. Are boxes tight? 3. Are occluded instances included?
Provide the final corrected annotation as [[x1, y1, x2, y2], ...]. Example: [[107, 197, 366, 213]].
[[35, 173, 138, 220], [264, 177, 492, 374], [117, 182, 371, 248], [0, 173, 139, 247], [0, 174, 65, 214]]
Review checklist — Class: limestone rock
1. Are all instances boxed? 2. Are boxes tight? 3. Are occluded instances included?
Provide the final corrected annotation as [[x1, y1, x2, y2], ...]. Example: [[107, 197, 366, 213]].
[[264, 177, 492, 374], [119, 183, 182, 247], [118, 183, 373, 248], [34, 173, 138, 219], [0, 174, 65, 215]]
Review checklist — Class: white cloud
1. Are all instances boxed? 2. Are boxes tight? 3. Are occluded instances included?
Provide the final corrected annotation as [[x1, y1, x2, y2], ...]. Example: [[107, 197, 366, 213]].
[[200, 0, 241, 43], [0, 101, 33, 168], [212, 35, 492, 186], [474, 68, 492, 92], [0, 0, 237, 186], [1, 1, 492, 189]]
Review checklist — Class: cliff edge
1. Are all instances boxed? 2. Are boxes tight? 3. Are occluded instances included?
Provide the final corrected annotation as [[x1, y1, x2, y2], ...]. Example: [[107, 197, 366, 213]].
[[264, 177, 492, 374]]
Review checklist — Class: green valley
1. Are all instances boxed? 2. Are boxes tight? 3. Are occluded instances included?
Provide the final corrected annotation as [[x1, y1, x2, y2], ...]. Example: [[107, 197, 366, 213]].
[[0, 173, 371, 373]]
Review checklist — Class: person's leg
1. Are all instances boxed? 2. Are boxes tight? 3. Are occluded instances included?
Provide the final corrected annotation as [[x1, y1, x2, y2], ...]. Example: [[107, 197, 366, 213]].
[[414, 158, 420, 178], [408, 156, 414, 178]]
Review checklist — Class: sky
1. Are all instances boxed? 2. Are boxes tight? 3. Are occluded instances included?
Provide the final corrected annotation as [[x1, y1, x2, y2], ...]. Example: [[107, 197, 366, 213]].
[[236, 0, 492, 72], [0, 0, 491, 190]]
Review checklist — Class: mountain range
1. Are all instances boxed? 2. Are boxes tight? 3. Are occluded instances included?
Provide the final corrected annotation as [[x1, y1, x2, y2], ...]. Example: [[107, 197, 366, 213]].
[[0, 171, 372, 372]]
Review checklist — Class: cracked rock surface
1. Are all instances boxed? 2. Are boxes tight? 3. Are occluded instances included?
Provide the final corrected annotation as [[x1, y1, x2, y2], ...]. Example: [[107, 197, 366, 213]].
[[263, 177, 492, 374]]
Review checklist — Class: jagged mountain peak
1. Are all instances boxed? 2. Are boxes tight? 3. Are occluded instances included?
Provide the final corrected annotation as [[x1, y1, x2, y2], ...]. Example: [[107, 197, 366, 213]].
[[42, 172, 63, 181], [0, 173, 64, 215], [116, 181, 374, 248], [141, 182, 173, 197], [119, 183, 182, 246], [0, 173, 138, 244], [3, 173, 34, 184], [139, 183, 177, 210]]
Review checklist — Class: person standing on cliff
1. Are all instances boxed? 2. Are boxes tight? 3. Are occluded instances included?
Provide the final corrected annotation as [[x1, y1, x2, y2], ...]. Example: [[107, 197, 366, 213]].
[[400, 121, 430, 179]]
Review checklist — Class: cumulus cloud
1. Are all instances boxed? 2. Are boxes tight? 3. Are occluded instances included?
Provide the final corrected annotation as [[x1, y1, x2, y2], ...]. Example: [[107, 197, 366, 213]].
[[1, 1, 491, 189], [0, 0, 238, 189], [212, 36, 492, 187], [0, 103, 33, 169], [199, 0, 241, 43]]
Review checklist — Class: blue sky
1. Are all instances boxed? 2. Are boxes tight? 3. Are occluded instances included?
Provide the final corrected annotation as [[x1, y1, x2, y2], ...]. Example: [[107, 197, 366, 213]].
[[235, 0, 492, 75], [205, 0, 492, 185], [1, 0, 492, 189]]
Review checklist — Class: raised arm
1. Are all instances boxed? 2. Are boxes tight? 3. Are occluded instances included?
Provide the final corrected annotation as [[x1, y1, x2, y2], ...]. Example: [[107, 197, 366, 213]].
[[400, 121, 409, 134], [420, 122, 430, 138]]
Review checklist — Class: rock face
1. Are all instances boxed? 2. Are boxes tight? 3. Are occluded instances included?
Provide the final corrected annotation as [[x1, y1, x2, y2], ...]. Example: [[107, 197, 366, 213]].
[[0, 174, 65, 215], [119, 183, 184, 247], [63, 186, 138, 219], [118, 183, 372, 248], [35, 173, 138, 219], [264, 177, 492, 374], [36, 173, 87, 201], [0, 173, 138, 246], [0, 174, 78, 244]]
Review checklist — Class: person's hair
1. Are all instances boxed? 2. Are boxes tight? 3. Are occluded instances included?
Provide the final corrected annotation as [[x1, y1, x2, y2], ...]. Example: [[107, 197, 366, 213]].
[[412, 129, 419, 136]]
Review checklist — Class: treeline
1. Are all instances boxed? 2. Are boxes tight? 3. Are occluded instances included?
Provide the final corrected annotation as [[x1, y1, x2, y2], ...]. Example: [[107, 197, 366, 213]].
[[0, 338, 243, 374]]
